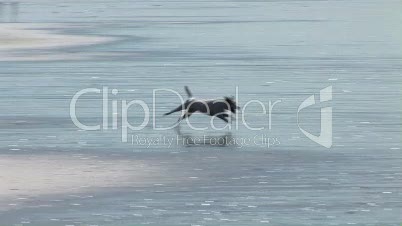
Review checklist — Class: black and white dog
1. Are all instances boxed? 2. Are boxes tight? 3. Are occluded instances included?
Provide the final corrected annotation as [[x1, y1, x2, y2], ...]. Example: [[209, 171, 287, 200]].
[[164, 86, 239, 124]]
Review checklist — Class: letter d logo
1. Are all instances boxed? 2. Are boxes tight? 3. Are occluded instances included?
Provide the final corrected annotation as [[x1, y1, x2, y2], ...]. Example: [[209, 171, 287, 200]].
[[297, 86, 332, 148]]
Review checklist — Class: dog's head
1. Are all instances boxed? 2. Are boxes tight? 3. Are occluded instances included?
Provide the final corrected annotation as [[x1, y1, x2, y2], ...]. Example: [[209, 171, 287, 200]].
[[224, 96, 240, 113]]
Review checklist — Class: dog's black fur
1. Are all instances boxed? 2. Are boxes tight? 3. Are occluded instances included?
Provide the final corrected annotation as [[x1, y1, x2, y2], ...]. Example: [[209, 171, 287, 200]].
[[164, 86, 239, 123]]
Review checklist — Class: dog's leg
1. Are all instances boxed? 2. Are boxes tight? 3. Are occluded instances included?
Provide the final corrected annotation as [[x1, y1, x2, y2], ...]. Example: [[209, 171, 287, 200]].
[[164, 104, 184, 116], [177, 111, 192, 124], [216, 114, 229, 123]]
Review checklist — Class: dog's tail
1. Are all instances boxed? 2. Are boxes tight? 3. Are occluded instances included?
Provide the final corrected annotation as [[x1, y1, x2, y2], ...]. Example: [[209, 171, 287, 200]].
[[185, 86, 193, 98]]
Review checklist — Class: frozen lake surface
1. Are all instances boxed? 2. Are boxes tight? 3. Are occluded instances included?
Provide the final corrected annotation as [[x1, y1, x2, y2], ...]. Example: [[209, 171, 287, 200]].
[[0, 0, 401, 225]]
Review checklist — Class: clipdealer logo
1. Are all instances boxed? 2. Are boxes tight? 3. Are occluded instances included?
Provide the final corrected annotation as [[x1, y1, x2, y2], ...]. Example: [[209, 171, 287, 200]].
[[70, 86, 333, 148], [297, 86, 332, 148]]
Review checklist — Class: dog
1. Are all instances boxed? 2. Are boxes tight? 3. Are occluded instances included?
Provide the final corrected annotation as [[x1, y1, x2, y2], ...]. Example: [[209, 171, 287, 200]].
[[164, 86, 239, 124]]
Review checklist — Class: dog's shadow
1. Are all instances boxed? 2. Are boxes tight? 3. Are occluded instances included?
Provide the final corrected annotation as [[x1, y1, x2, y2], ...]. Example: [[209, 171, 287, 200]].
[[174, 125, 235, 147]]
